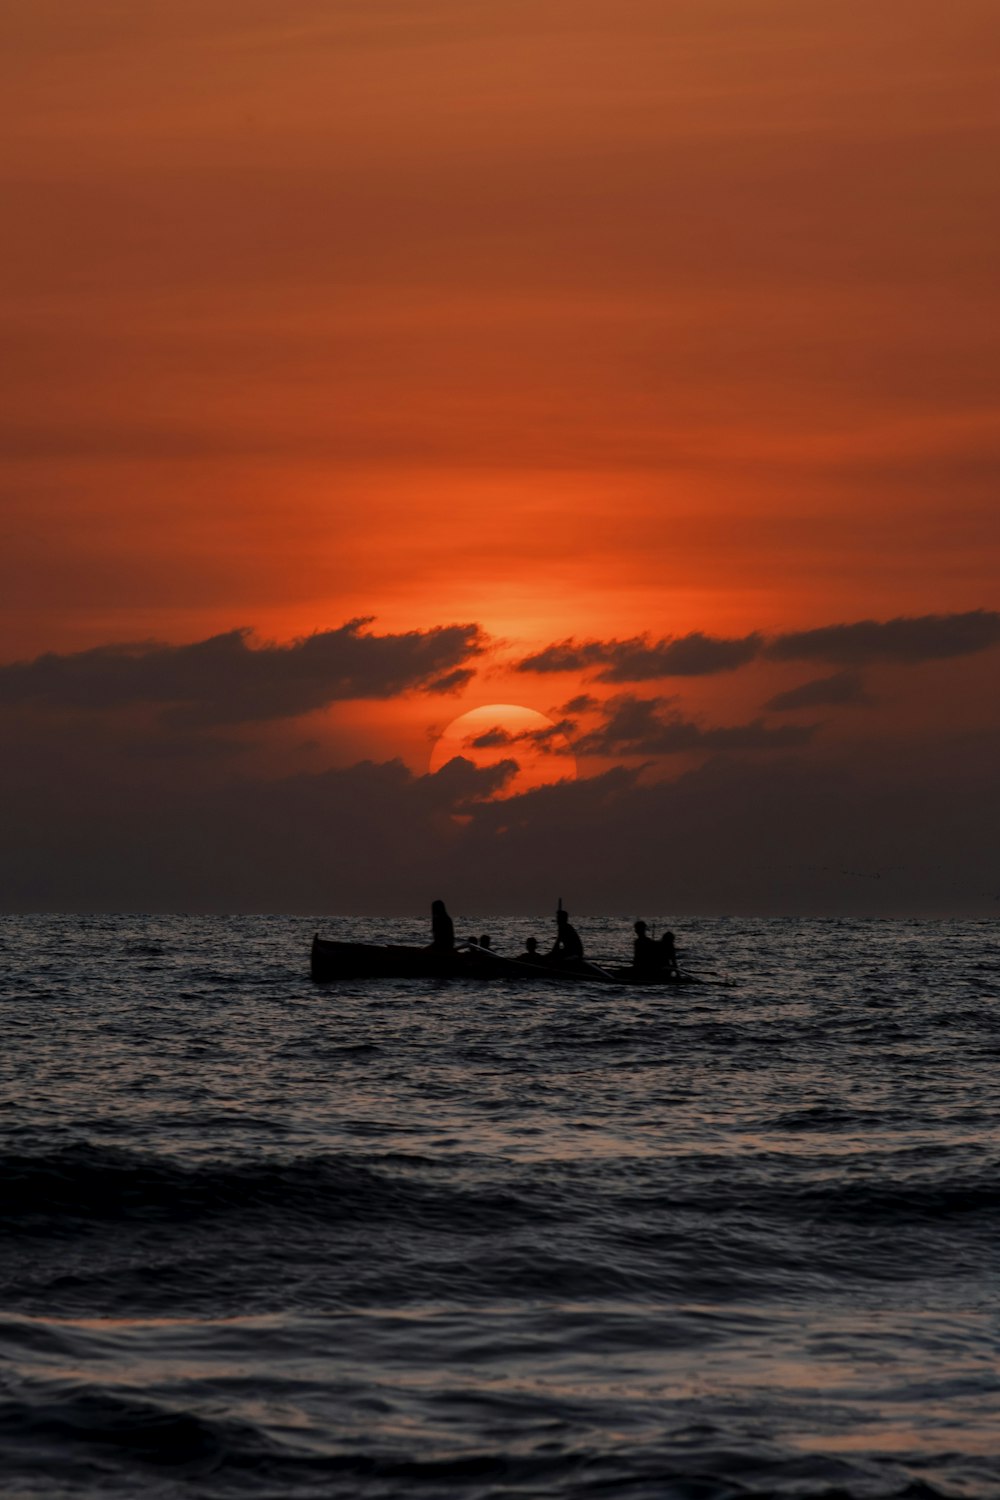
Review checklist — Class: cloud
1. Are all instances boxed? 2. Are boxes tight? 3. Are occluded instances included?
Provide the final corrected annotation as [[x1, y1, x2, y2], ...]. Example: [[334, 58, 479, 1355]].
[[516, 613, 1000, 686], [767, 610, 1000, 666], [597, 633, 763, 681], [0, 730, 524, 911], [516, 632, 762, 679], [764, 671, 871, 712], [469, 726, 515, 748], [421, 754, 519, 806], [0, 620, 486, 725], [467, 719, 577, 755], [423, 667, 478, 695], [574, 695, 818, 756], [457, 741, 1000, 918], [525, 719, 577, 753], [515, 641, 607, 674], [1, 696, 998, 914]]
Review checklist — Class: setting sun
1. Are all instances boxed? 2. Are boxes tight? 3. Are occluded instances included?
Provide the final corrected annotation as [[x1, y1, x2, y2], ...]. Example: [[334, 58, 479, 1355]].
[[428, 704, 577, 796]]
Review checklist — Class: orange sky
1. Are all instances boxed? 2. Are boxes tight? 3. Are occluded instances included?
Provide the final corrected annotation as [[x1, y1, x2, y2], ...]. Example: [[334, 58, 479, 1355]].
[[2, 1, 999, 911]]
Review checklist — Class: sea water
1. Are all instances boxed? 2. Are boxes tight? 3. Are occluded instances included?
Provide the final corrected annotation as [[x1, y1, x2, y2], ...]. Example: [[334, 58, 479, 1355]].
[[0, 914, 997, 1498]]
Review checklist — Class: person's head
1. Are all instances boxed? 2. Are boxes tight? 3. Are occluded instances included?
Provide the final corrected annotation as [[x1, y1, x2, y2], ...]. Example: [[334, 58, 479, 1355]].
[[466, 935, 478, 946], [432, 899, 447, 916], [525, 937, 538, 953], [634, 920, 647, 935], [663, 931, 675, 943], [478, 933, 492, 949]]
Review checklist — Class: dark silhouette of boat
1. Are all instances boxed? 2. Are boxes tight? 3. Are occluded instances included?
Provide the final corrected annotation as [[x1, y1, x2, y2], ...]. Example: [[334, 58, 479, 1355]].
[[310, 935, 700, 987]]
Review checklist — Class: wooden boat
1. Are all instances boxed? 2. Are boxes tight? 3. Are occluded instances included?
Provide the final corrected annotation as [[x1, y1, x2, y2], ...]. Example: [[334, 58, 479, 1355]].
[[310, 934, 698, 987]]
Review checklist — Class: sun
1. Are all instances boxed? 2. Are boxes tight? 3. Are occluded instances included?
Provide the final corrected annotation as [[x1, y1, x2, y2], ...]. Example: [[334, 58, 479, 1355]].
[[429, 704, 577, 797]]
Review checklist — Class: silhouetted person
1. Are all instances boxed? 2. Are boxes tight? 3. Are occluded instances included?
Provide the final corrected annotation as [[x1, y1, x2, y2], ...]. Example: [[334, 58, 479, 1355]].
[[633, 920, 660, 976], [516, 936, 542, 963], [429, 899, 455, 952], [551, 908, 584, 960], [478, 934, 493, 950], [660, 930, 681, 979]]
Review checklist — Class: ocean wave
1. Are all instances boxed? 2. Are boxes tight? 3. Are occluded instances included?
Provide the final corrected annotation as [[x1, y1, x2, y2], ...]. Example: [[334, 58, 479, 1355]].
[[4, 1141, 999, 1242], [0, 1384, 257, 1482], [0, 1378, 966, 1499], [0, 1142, 564, 1237], [0, 1374, 965, 1500]]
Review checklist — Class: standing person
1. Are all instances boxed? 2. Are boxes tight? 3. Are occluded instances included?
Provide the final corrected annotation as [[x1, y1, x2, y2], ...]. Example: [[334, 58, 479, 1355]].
[[632, 920, 660, 976], [550, 907, 584, 961], [429, 900, 455, 952]]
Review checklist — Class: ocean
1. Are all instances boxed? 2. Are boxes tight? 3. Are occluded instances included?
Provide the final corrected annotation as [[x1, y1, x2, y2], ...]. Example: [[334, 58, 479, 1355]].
[[0, 913, 997, 1498]]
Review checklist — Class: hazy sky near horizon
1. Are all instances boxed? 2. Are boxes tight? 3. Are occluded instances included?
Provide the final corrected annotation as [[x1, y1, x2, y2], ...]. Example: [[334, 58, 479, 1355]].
[[2, 1, 999, 913]]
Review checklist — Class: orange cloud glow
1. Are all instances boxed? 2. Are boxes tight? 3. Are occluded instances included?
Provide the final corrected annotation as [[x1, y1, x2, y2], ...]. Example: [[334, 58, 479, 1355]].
[[2, 1, 998, 910]]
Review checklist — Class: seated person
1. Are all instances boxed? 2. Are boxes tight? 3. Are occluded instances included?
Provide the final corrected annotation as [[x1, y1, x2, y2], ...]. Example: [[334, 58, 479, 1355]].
[[659, 930, 681, 979], [550, 908, 584, 961], [632, 920, 660, 975], [478, 934, 493, 950], [515, 936, 543, 964]]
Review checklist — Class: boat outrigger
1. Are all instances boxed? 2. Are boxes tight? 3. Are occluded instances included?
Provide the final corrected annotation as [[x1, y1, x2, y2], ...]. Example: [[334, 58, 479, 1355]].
[[310, 934, 700, 988]]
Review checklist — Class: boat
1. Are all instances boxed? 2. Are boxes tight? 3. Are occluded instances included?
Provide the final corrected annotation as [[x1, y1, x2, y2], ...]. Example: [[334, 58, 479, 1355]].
[[310, 934, 699, 987]]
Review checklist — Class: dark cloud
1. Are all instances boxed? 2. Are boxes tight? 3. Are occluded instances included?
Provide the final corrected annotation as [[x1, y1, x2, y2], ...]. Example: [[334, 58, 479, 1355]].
[[423, 667, 478, 695], [596, 633, 763, 681], [5, 730, 996, 916], [0, 620, 486, 725], [764, 671, 871, 713], [467, 719, 577, 755], [2, 608, 998, 915], [124, 732, 252, 762], [516, 641, 606, 674], [456, 743, 1000, 918], [575, 695, 817, 756], [469, 727, 514, 749], [559, 694, 600, 714], [420, 755, 518, 806], [517, 613, 1000, 687], [1, 679, 998, 914], [767, 611, 1000, 666], [526, 719, 577, 753], [0, 726, 521, 911], [516, 632, 762, 679]]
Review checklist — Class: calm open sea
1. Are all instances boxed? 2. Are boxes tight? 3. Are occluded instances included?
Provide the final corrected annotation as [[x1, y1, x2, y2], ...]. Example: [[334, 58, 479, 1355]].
[[0, 914, 997, 1499]]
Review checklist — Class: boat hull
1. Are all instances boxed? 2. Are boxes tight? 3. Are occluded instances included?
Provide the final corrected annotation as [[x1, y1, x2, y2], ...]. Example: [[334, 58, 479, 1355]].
[[310, 936, 697, 987], [311, 936, 467, 982]]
